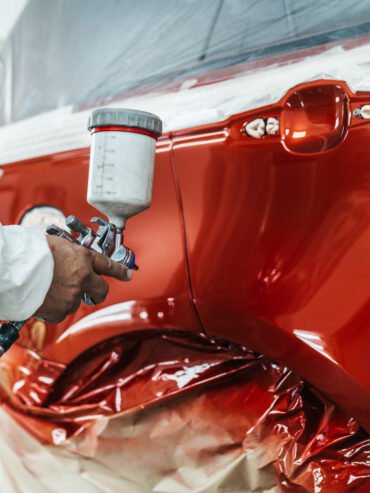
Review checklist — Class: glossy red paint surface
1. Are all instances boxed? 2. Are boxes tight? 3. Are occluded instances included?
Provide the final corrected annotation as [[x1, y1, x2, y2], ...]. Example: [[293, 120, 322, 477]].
[[171, 80, 370, 431], [0, 139, 201, 364], [281, 84, 350, 154], [0, 79, 369, 439]]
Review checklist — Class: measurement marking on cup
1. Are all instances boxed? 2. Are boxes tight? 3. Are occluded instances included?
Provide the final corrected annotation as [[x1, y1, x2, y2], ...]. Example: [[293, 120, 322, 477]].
[[92, 133, 120, 198]]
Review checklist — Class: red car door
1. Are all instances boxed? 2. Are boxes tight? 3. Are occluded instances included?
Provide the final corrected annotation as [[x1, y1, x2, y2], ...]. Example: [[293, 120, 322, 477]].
[[172, 80, 370, 431], [0, 139, 200, 365]]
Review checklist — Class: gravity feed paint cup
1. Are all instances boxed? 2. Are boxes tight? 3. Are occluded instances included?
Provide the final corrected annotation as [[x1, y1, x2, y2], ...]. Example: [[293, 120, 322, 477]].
[[87, 108, 163, 228]]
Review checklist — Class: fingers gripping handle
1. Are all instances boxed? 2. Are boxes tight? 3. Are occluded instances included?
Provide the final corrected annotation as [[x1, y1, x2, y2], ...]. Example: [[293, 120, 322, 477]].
[[48, 216, 137, 305], [0, 215, 136, 356]]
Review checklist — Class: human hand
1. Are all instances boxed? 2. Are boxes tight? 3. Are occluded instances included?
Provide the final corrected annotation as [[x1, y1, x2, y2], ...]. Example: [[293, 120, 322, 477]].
[[35, 235, 131, 323]]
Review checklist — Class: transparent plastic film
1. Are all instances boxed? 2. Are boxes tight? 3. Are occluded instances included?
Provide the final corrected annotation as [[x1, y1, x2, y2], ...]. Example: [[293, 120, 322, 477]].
[[2, 0, 370, 127]]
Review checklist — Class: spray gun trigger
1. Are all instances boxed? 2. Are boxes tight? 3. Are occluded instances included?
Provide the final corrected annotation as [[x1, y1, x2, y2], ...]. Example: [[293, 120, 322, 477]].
[[89, 219, 117, 256]]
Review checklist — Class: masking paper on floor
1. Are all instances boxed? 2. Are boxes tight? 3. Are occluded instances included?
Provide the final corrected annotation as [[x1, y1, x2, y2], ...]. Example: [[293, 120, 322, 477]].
[[1, 331, 370, 492], [0, 332, 279, 493], [0, 391, 277, 493]]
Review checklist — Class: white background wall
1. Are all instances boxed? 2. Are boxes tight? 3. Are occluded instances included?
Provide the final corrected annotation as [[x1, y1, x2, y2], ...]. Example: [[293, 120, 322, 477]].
[[0, 0, 28, 41]]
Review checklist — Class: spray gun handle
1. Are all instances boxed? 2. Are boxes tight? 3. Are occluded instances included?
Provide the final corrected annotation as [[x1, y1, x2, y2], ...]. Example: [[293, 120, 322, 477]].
[[0, 321, 25, 356], [48, 216, 138, 304], [0, 215, 138, 356]]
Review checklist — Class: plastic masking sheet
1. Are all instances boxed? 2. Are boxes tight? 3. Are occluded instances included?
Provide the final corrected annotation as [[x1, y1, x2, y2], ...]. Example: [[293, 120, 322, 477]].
[[4, 4, 370, 166], [2, 0, 370, 126], [0, 330, 369, 492]]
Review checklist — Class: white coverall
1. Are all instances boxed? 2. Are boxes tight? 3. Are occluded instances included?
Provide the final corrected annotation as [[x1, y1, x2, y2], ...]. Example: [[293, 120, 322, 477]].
[[0, 226, 53, 321]]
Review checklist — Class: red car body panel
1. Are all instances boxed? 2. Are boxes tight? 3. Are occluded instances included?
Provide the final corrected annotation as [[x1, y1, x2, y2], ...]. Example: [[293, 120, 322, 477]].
[[0, 140, 201, 366], [172, 80, 370, 430], [0, 80, 370, 433]]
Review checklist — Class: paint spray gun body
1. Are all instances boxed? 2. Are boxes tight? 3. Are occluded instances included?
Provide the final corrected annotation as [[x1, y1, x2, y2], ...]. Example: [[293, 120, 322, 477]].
[[47, 214, 138, 306], [0, 108, 162, 356]]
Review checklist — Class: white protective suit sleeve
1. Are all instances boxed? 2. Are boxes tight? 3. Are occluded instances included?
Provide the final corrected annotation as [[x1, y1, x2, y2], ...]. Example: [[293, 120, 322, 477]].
[[0, 226, 54, 321]]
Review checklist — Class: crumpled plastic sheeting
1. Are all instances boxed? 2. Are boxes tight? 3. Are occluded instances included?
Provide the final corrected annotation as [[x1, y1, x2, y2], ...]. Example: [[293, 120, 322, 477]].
[[245, 373, 370, 492], [0, 330, 370, 492], [1, 331, 262, 439], [0, 331, 278, 493]]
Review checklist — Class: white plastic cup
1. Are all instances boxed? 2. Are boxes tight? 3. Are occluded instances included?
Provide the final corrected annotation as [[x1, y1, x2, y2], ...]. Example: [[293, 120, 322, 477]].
[[87, 108, 162, 228]]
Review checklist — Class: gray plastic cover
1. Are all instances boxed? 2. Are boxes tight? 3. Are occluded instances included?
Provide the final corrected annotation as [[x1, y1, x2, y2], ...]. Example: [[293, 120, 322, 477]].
[[1, 0, 370, 126], [88, 108, 162, 136]]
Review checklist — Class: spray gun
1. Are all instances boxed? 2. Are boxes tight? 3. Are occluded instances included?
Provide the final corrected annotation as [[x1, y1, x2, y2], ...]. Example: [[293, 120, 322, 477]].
[[0, 108, 163, 355], [46, 214, 138, 307]]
